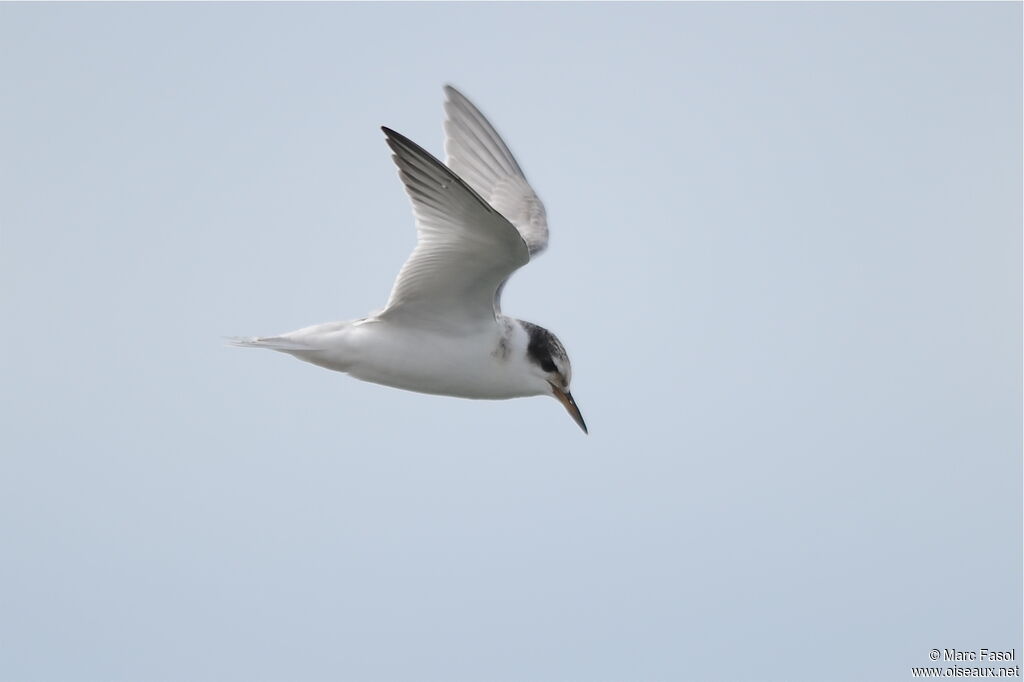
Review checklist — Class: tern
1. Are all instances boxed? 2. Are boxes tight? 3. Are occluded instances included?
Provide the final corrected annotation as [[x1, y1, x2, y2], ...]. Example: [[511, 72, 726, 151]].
[[230, 86, 587, 433]]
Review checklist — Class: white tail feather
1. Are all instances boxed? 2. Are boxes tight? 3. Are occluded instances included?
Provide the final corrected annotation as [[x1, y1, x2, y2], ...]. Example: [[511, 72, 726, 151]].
[[224, 336, 313, 351]]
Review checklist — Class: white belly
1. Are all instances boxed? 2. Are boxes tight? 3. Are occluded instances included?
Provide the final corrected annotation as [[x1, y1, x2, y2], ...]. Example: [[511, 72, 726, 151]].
[[291, 317, 539, 400]]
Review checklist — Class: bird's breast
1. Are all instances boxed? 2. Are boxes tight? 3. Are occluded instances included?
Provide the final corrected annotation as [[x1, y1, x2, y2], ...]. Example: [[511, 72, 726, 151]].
[[342, 321, 535, 400]]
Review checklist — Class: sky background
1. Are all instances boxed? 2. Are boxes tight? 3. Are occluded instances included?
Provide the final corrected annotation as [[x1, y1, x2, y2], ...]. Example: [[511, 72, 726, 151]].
[[1, 3, 1021, 681]]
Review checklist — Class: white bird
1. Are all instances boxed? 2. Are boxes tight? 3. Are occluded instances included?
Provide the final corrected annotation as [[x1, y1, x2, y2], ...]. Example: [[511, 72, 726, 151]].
[[230, 86, 586, 433]]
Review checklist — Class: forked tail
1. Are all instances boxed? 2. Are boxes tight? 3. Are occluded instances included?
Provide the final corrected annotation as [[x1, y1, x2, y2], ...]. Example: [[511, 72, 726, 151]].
[[224, 336, 314, 352]]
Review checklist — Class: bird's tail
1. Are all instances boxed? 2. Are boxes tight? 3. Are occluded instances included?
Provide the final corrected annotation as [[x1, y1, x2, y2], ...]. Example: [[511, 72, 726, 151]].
[[224, 336, 314, 352]]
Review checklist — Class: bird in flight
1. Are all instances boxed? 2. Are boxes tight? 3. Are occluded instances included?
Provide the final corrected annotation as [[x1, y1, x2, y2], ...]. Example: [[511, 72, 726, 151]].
[[230, 86, 586, 433]]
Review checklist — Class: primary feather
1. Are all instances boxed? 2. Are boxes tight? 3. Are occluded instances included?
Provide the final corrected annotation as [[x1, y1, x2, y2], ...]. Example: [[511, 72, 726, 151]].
[[379, 127, 530, 331], [443, 85, 549, 257]]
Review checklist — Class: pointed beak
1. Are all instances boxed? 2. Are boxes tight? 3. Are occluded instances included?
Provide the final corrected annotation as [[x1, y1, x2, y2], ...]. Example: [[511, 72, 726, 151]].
[[551, 384, 588, 434]]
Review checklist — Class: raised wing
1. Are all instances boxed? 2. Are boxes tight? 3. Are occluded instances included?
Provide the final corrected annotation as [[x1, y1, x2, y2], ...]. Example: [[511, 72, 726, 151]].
[[443, 85, 549, 256], [379, 127, 530, 331]]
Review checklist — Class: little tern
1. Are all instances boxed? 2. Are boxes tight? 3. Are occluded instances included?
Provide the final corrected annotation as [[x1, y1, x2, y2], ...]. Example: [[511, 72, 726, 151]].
[[230, 86, 587, 433]]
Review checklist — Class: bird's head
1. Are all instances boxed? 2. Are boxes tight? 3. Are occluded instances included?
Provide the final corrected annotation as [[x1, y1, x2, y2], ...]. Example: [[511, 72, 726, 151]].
[[519, 321, 587, 434]]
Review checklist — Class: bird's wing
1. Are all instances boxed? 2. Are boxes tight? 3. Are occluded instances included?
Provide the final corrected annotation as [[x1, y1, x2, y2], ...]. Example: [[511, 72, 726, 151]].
[[443, 85, 549, 257], [378, 127, 530, 332]]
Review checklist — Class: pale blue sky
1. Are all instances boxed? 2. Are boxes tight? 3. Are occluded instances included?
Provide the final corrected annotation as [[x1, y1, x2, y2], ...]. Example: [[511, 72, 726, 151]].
[[1, 3, 1021, 681]]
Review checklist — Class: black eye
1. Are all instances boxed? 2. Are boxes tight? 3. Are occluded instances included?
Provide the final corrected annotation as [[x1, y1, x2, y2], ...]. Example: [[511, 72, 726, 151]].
[[540, 358, 557, 373]]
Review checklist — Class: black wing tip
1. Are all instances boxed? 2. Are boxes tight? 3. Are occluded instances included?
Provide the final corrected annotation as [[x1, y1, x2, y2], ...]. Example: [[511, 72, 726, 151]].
[[379, 118, 500, 219], [381, 126, 420, 157]]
